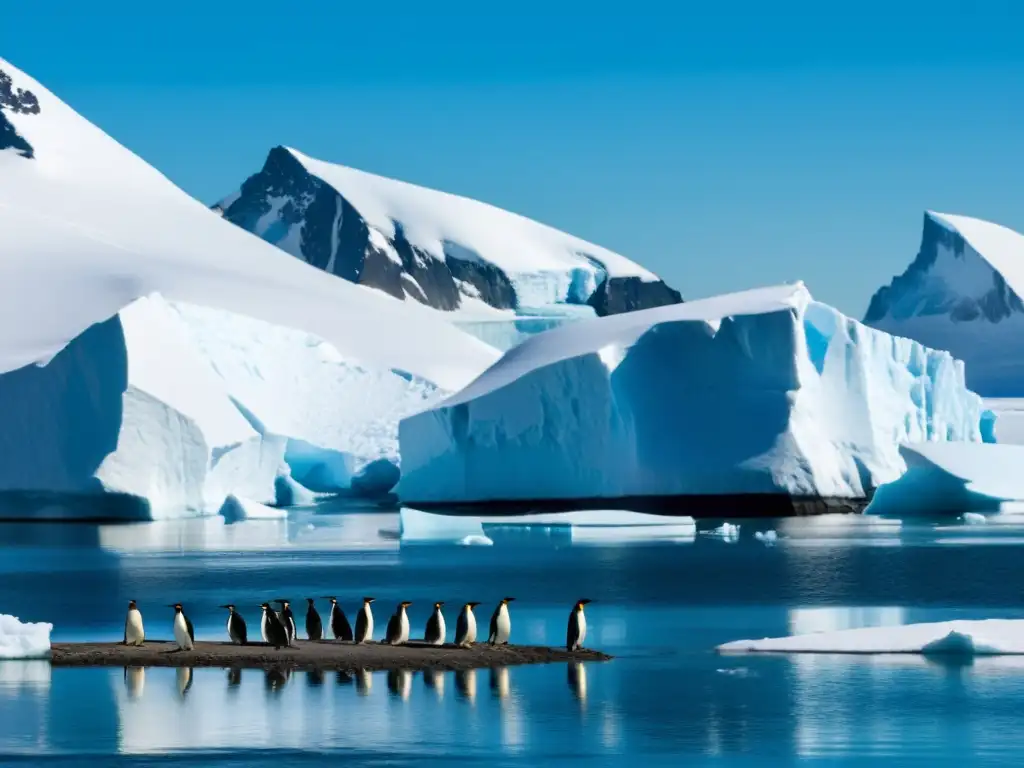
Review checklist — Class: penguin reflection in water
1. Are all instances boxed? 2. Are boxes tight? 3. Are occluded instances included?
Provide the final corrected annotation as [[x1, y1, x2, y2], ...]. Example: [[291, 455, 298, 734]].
[[488, 597, 516, 645], [385, 601, 412, 645], [219, 604, 248, 645], [123, 600, 145, 647], [566, 599, 592, 651], [168, 604, 195, 651], [259, 602, 291, 650]]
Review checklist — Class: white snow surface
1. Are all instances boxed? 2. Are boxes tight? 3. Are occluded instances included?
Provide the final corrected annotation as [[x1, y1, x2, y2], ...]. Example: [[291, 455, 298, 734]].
[[0, 58, 497, 392], [0, 614, 52, 659], [718, 619, 1024, 656], [867, 212, 1024, 397], [285, 148, 658, 299], [399, 282, 985, 503], [866, 442, 1024, 516], [171, 302, 445, 493]]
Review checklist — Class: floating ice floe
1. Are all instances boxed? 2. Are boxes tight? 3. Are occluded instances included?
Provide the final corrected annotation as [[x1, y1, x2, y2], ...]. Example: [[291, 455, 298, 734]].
[[866, 443, 1024, 516], [704, 522, 741, 542], [0, 614, 52, 659], [754, 530, 778, 545], [718, 619, 1024, 656]]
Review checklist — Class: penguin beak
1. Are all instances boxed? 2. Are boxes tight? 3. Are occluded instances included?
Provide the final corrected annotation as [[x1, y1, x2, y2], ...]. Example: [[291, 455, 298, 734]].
[[402, 601, 413, 607], [580, 599, 592, 605], [504, 597, 516, 603]]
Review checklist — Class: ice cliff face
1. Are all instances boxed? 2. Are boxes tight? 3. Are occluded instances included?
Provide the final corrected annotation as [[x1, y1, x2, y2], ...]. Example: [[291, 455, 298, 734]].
[[215, 146, 683, 319], [399, 283, 985, 508], [864, 212, 1024, 397]]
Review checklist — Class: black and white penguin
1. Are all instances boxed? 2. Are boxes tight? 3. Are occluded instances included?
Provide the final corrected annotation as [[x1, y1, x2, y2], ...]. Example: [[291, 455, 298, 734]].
[[566, 598, 591, 651], [488, 597, 515, 645], [322, 596, 353, 641], [424, 601, 446, 645], [123, 600, 145, 646], [274, 600, 297, 646], [219, 604, 248, 645], [385, 601, 412, 645], [260, 602, 290, 650], [455, 601, 481, 647], [168, 603, 194, 651], [354, 597, 375, 644], [305, 598, 323, 642]]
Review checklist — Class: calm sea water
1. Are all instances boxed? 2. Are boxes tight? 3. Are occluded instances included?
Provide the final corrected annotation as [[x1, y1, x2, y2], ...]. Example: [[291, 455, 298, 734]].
[[1, 510, 1024, 766]]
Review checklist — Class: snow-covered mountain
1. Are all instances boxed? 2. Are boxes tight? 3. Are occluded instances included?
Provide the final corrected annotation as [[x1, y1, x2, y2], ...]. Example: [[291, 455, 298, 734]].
[[0, 57, 496, 518], [864, 212, 1024, 397], [214, 146, 683, 321]]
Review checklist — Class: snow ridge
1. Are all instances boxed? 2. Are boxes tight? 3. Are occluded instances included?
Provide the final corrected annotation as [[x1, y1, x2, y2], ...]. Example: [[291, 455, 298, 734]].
[[216, 146, 683, 319]]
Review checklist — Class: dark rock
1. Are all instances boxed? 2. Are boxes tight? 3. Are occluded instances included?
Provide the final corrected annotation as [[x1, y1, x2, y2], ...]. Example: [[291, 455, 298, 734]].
[[0, 67, 40, 159], [587, 275, 684, 316]]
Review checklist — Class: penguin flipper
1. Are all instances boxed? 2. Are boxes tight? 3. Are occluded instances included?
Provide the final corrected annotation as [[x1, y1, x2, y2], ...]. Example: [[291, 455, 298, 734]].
[[238, 616, 248, 645], [185, 615, 195, 643], [339, 612, 353, 641], [488, 612, 498, 643], [385, 615, 399, 644]]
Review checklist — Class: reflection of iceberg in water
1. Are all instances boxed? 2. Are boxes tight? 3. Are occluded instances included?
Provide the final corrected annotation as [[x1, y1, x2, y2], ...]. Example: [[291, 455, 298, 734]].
[[399, 508, 696, 546], [98, 512, 399, 554], [788, 607, 907, 636], [123, 667, 145, 700], [0, 661, 51, 754]]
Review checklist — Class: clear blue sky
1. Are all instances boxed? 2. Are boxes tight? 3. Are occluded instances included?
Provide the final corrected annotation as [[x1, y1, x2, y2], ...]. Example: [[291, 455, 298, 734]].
[[6, 1, 1023, 316]]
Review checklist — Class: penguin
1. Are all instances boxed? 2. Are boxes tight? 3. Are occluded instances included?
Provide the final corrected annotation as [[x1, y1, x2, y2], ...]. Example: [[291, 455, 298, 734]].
[[566, 598, 591, 651], [219, 604, 248, 645], [354, 597, 375, 644], [385, 601, 412, 645], [455, 602, 481, 647], [123, 600, 145, 647], [274, 600, 297, 646], [305, 598, 323, 642], [322, 596, 354, 641], [260, 602, 290, 650], [169, 603, 194, 651], [488, 597, 515, 645], [424, 601, 446, 645]]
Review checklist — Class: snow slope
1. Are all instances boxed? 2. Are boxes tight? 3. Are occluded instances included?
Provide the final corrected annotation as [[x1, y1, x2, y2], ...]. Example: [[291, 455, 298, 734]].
[[718, 619, 1024, 656], [215, 146, 682, 321], [0, 615, 52, 660], [0, 58, 497, 391], [0, 57, 498, 515], [865, 442, 1024, 516], [864, 211, 1024, 397], [399, 282, 984, 505], [171, 302, 445, 493]]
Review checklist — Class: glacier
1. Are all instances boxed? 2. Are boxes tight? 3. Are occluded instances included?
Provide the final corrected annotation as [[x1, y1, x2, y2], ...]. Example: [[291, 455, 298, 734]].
[[0, 57, 498, 517], [865, 211, 1024, 397], [398, 282, 985, 508], [718, 619, 1024, 656], [214, 146, 682, 320], [865, 443, 1024, 516], [0, 615, 52, 660]]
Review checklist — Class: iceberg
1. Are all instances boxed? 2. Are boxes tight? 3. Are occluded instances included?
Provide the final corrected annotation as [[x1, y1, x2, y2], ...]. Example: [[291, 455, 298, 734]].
[[865, 211, 1024, 397], [718, 618, 1024, 656], [0, 615, 52, 660], [218, 494, 287, 523], [865, 442, 1024, 516], [399, 282, 984, 507], [0, 58, 497, 517]]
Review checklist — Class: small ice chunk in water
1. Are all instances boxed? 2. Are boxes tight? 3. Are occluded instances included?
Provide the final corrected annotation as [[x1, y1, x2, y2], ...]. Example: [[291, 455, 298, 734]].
[[458, 534, 494, 546], [754, 530, 778, 545], [0, 615, 52, 659], [706, 522, 740, 541], [961, 512, 987, 525]]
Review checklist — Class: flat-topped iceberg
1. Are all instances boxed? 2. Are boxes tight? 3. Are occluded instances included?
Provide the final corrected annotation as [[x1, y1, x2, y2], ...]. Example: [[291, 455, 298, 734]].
[[0, 614, 52, 659], [866, 443, 1024, 516], [399, 282, 984, 506], [718, 618, 1024, 656]]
